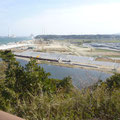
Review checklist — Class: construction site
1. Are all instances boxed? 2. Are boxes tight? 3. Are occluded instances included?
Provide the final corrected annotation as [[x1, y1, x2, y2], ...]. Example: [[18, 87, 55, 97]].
[[9, 38, 120, 73]]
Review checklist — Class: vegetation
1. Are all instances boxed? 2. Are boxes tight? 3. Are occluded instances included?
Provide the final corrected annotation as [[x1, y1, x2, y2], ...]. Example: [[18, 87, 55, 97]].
[[35, 35, 120, 40], [0, 50, 120, 120]]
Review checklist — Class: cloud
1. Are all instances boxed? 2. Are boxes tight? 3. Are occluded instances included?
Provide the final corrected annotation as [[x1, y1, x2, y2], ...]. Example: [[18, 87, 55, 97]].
[[13, 2, 120, 35]]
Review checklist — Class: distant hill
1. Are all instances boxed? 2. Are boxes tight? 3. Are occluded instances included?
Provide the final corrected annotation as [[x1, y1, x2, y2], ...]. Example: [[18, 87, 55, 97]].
[[35, 34, 120, 40]]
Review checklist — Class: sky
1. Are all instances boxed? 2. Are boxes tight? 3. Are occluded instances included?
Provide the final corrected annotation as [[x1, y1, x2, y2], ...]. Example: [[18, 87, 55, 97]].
[[0, 0, 120, 36]]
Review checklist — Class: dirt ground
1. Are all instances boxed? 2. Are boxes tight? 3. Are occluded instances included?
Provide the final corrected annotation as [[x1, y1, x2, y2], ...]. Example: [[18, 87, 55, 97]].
[[95, 57, 120, 63], [12, 40, 120, 67], [11, 41, 120, 58], [67, 44, 120, 57]]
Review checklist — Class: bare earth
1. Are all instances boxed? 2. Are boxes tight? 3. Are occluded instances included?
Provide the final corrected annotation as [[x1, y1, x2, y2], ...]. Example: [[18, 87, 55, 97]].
[[8, 40, 120, 73]]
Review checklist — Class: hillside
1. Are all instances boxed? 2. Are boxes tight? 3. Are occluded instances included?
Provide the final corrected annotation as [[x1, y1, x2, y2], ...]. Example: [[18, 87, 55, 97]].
[[35, 34, 120, 40]]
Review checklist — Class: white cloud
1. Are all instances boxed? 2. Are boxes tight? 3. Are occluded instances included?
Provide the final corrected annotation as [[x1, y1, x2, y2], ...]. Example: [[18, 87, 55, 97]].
[[13, 2, 120, 35]]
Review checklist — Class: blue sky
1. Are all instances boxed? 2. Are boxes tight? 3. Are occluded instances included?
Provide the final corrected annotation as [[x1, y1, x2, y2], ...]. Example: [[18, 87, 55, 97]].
[[0, 0, 120, 36]]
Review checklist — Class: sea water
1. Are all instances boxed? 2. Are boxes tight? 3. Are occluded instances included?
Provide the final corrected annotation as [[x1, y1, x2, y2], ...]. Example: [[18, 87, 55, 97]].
[[0, 37, 30, 45]]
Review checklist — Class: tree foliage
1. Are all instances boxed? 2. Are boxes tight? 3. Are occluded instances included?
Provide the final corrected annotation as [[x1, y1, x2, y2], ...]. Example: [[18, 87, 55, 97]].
[[0, 50, 120, 120]]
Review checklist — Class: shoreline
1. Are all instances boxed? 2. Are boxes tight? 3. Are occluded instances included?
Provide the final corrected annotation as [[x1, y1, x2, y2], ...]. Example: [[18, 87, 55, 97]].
[[15, 56, 115, 74], [0, 39, 32, 50]]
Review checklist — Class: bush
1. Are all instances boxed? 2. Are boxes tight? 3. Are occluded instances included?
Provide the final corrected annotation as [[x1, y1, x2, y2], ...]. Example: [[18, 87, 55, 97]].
[[0, 50, 120, 120]]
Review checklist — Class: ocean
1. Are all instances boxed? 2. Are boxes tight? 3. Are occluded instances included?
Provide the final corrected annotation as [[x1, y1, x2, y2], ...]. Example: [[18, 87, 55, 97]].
[[0, 37, 30, 45]]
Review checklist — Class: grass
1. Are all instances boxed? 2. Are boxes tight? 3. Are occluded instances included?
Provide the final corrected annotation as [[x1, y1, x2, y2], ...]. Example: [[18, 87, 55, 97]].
[[1, 50, 120, 120], [94, 48, 120, 53], [62, 38, 120, 43]]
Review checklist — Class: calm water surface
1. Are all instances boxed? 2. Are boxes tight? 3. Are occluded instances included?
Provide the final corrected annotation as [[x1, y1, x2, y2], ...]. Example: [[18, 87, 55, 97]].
[[17, 59, 112, 89]]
